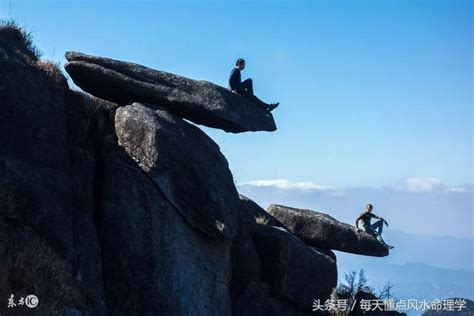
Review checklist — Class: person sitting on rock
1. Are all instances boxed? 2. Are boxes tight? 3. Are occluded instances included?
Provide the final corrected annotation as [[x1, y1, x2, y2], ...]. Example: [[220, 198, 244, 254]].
[[355, 204, 394, 250], [228, 58, 279, 111]]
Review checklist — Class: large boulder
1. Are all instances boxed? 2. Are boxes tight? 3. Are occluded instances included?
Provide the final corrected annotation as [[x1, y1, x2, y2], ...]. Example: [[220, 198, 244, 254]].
[[98, 129, 231, 315], [311, 247, 337, 263], [236, 194, 261, 236], [229, 195, 262, 303], [234, 282, 318, 316], [64, 51, 277, 133], [0, 26, 74, 260], [114, 102, 239, 240], [65, 90, 115, 314], [252, 225, 337, 312], [267, 204, 389, 257], [0, 26, 106, 314], [238, 194, 287, 228]]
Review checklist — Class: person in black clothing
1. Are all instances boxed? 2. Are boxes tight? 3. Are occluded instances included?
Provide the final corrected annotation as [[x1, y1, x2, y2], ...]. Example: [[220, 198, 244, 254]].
[[355, 204, 394, 249], [228, 58, 279, 111]]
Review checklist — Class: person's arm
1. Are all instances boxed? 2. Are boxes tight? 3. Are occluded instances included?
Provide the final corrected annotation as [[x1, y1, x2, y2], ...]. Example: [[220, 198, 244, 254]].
[[355, 214, 362, 229], [354, 215, 363, 233], [373, 213, 389, 226]]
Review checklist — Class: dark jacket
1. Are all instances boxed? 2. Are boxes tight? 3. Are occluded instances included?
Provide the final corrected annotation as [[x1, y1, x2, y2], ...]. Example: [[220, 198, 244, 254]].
[[228, 67, 241, 91], [359, 212, 376, 228]]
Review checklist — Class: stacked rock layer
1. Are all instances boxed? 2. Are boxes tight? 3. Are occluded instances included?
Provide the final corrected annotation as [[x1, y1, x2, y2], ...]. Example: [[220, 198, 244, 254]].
[[1, 29, 393, 316]]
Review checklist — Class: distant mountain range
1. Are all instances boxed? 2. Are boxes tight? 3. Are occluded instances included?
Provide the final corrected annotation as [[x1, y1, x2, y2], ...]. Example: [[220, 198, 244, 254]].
[[237, 181, 473, 238], [338, 228, 474, 271], [337, 260, 473, 301], [336, 229, 473, 316], [238, 181, 473, 315]]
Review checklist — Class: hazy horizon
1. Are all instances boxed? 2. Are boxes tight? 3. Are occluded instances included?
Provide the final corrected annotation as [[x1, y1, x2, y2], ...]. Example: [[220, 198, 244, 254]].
[[238, 181, 472, 239]]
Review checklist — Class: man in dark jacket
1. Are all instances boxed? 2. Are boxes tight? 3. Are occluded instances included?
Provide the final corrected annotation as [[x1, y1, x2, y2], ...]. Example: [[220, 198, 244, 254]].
[[355, 204, 394, 249], [229, 58, 279, 111]]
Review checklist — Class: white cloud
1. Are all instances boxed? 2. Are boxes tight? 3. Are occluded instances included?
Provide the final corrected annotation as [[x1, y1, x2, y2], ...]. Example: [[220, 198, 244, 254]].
[[447, 186, 470, 193], [402, 177, 442, 192], [239, 177, 471, 195], [238, 179, 332, 191]]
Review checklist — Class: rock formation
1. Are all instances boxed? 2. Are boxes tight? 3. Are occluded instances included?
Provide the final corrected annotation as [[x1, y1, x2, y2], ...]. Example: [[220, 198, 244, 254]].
[[268, 204, 389, 257], [0, 24, 398, 316], [64, 51, 276, 133], [97, 120, 232, 315], [114, 102, 239, 240], [252, 225, 337, 312], [0, 25, 106, 315]]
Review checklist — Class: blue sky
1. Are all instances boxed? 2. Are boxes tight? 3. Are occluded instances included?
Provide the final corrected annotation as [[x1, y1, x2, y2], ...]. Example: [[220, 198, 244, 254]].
[[2, 1, 472, 226], [3, 2, 471, 302]]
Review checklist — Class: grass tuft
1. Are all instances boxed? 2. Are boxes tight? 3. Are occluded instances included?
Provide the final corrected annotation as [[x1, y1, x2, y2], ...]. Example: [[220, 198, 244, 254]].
[[254, 215, 269, 225], [0, 191, 86, 314], [0, 227, 86, 315], [35, 60, 68, 89], [0, 19, 42, 60]]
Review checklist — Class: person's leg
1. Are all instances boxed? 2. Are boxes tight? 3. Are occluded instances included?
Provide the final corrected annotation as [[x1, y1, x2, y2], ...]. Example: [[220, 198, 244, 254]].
[[369, 221, 393, 249], [240, 78, 279, 111], [372, 219, 384, 235], [241, 78, 254, 95], [239, 88, 269, 110], [250, 95, 270, 110], [366, 223, 384, 241], [364, 225, 377, 236], [376, 234, 389, 247]]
